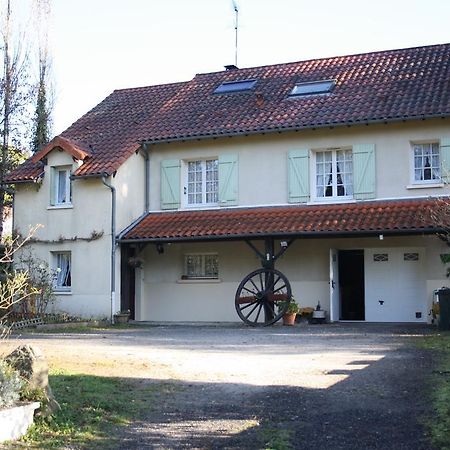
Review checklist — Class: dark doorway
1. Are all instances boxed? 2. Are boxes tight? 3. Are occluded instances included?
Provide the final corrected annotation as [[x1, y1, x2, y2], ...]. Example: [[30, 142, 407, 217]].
[[120, 245, 136, 320], [338, 250, 365, 320]]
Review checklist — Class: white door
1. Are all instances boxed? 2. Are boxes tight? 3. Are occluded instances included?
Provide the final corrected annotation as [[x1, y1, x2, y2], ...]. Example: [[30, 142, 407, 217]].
[[365, 248, 426, 322], [330, 249, 340, 322]]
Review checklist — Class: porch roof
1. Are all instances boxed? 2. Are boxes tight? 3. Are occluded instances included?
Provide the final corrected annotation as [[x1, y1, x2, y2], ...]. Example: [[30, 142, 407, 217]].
[[119, 198, 443, 243]]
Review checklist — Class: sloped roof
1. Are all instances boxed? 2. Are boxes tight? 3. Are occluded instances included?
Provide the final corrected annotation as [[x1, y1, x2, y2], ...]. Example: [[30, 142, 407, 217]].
[[120, 199, 439, 242], [7, 43, 450, 183]]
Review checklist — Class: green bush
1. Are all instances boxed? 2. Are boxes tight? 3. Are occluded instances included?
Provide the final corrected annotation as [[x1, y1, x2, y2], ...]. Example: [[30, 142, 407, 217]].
[[0, 360, 23, 407]]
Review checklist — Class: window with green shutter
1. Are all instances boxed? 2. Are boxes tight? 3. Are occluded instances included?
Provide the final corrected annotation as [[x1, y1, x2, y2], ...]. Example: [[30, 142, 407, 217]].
[[161, 159, 181, 209], [288, 149, 310, 203], [218, 154, 238, 206], [353, 144, 376, 200]]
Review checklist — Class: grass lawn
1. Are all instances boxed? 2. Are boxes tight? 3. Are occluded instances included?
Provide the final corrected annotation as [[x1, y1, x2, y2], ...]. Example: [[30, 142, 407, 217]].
[[418, 331, 450, 449], [10, 369, 165, 449]]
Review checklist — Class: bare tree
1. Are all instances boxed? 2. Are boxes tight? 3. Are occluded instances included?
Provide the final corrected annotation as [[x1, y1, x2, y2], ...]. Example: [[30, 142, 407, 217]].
[[31, 0, 53, 153], [0, 0, 33, 238]]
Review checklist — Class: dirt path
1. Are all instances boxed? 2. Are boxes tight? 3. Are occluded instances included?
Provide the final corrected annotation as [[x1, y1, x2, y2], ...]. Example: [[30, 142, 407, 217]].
[[2, 324, 436, 449]]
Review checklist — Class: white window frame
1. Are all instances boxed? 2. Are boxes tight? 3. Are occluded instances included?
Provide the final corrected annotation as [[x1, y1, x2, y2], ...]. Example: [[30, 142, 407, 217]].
[[410, 141, 441, 185], [183, 158, 219, 208], [52, 166, 72, 206], [52, 251, 72, 292], [182, 253, 219, 280], [311, 148, 353, 202]]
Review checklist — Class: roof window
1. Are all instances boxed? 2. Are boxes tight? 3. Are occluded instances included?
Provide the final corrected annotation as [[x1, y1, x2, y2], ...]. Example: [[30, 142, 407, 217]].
[[214, 79, 257, 94], [289, 80, 335, 97]]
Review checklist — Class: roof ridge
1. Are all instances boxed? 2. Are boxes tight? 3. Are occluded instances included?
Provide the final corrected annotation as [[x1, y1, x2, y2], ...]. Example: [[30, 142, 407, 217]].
[[195, 42, 450, 77], [113, 80, 188, 93]]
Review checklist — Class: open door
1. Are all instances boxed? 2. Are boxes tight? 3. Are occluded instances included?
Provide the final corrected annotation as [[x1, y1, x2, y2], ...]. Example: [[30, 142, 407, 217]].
[[330, 249, 340, 322]]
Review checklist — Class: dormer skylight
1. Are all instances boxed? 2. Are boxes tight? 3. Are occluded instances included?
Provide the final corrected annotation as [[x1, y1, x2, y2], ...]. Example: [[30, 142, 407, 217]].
[[289, 80, 335, 97], [214, 79, 257, 94]]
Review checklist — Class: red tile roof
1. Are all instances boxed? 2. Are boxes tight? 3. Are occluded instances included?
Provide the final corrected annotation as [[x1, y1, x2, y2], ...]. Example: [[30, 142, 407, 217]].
[[120, 199, 440, 242], [7, 43, 450, 182]]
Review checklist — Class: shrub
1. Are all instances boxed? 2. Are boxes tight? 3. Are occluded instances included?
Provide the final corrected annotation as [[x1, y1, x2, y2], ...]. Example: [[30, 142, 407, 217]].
[[0, 360, 23, 408]]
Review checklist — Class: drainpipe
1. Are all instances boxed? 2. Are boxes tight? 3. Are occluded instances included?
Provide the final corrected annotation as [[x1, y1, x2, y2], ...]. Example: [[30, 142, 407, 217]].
[[102, 174, 116, 323], [143, 144, 150, 213]]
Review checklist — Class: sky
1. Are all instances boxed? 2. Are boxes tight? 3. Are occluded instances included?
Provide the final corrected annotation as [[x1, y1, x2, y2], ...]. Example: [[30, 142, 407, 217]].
[[19, 0, 450, 136]]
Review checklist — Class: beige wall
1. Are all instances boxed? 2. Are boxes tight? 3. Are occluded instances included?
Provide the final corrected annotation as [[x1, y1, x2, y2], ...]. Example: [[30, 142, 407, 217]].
[[13, 149, 145, 319], [148, 119, 450, 210], [137, 234, 448, 323]]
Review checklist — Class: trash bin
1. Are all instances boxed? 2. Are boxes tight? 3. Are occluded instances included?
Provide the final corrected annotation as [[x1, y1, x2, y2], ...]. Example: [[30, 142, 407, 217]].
[[438, 288, 450, 330]]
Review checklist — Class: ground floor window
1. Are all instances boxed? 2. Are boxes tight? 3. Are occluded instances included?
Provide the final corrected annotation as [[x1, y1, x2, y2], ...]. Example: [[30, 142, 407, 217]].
[[183, 254, 218, 279], [53, 251, 72, 291]]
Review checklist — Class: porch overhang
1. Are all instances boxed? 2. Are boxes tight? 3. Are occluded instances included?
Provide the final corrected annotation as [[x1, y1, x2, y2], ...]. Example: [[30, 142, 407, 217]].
[[118, 198, 445, 245]]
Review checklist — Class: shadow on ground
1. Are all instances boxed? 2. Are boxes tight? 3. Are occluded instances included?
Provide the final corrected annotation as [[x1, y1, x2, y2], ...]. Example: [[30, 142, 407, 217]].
[[116, 342, 435, 450]]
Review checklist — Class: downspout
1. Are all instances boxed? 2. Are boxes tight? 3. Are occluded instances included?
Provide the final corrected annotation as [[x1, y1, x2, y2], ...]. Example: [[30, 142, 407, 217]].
[[143, 144, 150, 213], [102, 174, 116, 323]]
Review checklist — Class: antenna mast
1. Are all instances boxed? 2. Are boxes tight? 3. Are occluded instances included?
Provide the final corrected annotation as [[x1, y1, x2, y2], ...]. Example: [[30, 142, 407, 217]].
[[233, 1, 239, 67]]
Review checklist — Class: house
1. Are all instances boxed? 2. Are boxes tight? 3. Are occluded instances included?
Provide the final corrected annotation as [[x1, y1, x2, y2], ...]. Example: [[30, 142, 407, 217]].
[[6, 43, 450, 324]]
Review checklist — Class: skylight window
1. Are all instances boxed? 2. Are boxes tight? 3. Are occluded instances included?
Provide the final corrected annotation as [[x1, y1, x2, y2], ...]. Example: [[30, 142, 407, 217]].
[[290, 80, 335, 97], [214, 79, 257, 94]]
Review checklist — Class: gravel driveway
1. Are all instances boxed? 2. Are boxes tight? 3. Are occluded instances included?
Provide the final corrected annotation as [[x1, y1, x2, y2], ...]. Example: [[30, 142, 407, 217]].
[[6, 323, 436, 449]]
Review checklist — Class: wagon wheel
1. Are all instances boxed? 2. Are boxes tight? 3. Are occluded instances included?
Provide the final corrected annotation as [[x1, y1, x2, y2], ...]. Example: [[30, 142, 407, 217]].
[[235, 268, 292, 326]]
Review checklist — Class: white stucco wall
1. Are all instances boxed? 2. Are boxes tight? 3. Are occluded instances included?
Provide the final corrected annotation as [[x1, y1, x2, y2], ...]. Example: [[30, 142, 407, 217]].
[[13, 148, 145, 319], [148, 119, 450, 211], [137, 235, 448, 323]]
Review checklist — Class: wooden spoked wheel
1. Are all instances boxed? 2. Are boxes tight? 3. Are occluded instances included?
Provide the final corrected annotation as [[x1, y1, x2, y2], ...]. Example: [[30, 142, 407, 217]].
[[235, 268, 292, 326]]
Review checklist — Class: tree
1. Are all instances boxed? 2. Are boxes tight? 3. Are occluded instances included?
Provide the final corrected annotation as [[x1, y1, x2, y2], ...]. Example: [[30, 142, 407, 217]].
[[31, 0, 53, 153], [0, 0, 34, 238]]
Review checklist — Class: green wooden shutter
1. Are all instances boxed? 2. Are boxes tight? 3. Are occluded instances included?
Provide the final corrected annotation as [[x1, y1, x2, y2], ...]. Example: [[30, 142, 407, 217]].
[[288, 149, 310, 203], [353, 144, 376, 200], [440, 138, 450, 184], [218, 154, 238, 206], [160, 159, 180, 210], [49, 167, 56, 205]]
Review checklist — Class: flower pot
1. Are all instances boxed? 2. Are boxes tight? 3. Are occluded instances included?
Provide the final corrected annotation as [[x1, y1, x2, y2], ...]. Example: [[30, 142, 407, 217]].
[[282, 313, 297, 326], [113, 313, 129, 324], [0, 401, 40, 443]]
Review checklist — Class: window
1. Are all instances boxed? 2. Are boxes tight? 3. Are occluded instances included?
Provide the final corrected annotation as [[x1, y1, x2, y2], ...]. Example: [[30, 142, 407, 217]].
[[290, 80, 335, 97], [52, 167, 72, 206], [186, 159, 218, 206], [315, 149, 353, 199], [404, 253, 419, 261], [183, 254, 218, 279], [214, 79, 257, 94], [373, 253, 389, 262], [412, 142, 440, 183], [53, 252, 71, 291]]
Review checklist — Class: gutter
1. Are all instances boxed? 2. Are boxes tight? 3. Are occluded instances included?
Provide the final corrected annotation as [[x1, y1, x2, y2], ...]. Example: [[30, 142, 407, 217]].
[[118, 227, 442, 244], [140, 113, 450, 146], [143, 144, 150, 213], [101, 174, 117, 324]]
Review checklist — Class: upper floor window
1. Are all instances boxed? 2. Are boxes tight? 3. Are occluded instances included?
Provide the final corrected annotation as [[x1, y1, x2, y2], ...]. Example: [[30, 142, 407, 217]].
[[315, 149, 353, 199], [53, 251, 72, 292], [51, 166, 72, 206], [412, 142, 440, 183], [186, 159, 218, 206]]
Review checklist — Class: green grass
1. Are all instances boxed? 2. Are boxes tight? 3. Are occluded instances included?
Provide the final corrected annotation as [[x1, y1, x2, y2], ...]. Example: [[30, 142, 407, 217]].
[[260, 426, 294, 450], [12, 370, 161, 449], [417, 332, 450, 449]]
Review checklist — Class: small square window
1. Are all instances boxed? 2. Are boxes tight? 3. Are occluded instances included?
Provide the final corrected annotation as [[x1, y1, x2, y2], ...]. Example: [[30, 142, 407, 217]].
[[373, 253, 388, 262], [53, 252, 71, 291], [183, 254, 218, 279]]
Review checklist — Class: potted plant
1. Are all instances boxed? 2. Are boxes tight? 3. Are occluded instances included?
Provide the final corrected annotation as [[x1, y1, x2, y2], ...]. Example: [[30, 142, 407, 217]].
[[113, 310, 130, 324], [278, 298, 300, 326]]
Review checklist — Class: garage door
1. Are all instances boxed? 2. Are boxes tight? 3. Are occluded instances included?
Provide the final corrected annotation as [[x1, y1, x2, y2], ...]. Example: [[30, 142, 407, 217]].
[[365, 248, 426, 322]]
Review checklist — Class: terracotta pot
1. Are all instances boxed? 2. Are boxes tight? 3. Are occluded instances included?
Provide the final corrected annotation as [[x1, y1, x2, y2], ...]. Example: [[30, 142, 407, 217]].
[[282, 313, 297, 326]]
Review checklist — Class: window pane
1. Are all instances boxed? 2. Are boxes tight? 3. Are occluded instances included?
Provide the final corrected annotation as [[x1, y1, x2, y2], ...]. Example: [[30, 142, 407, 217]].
[[412, 143, 440, 182], [55, 252, 71, 288], [57, 171, 67, 203]]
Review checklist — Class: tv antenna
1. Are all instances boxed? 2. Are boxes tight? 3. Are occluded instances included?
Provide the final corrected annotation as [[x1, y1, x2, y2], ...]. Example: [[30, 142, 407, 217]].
[[232, 0, 239, 67]]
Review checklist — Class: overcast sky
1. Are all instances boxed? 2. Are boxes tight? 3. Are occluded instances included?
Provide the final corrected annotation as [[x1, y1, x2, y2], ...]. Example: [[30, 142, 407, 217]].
[[29, 0, 450, 135]]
